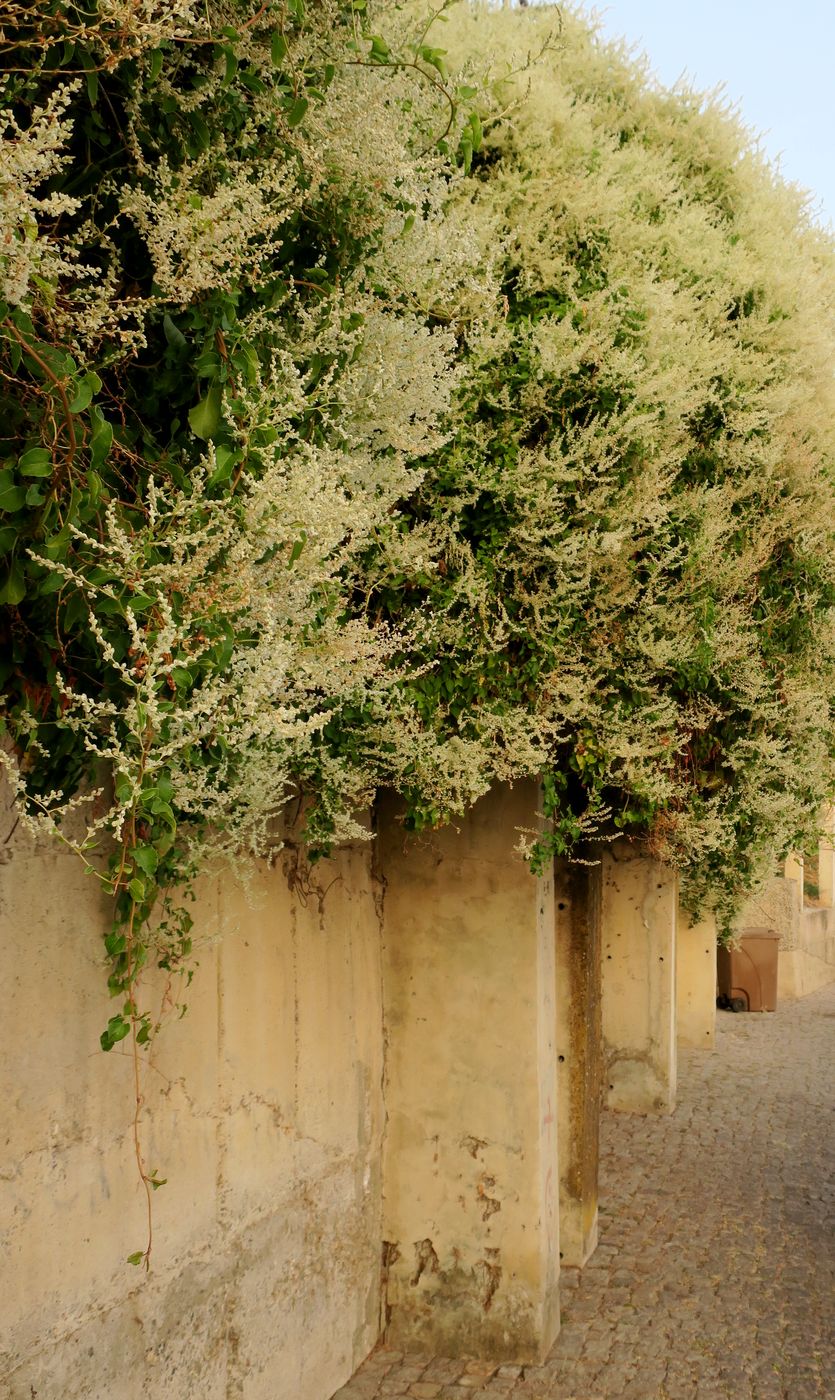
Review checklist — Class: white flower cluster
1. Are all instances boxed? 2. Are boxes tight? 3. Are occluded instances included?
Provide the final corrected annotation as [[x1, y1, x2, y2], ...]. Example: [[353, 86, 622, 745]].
[[0, 84, 83, 306]]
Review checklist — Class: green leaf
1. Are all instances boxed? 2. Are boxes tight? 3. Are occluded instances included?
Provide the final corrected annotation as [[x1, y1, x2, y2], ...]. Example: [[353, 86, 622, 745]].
[[148, 796, 176, 824], [207, 444, 236, 488], [149, 48, 164, 82], [288, 531, 307, 566], [100, 1015, 130, 1051], [0, 561, 26, 606], [419, 45, 448, 81], [68, 373, 100, 413], [89, 409, 113, 470], [63, 592, 89, 632], [163, 314, 187, 351], [188, 385, 223, 441], [0, 474, 27, 512], [188, 112, 211, 152], [149, 1175, 167, 1190], [271, 30, 287, 65], [37, 570, 63, 596], [286, 96, 309, 128], [18, 447, 52, 476], [222, 46, 238, 84], [126, 1252, 145, 1266], [43, 525, 71, 559], [128, 877, 146, 902], [133, 845, 159, 876], [86, 68, 98, 105], [114, 773, 134, 804], [156, 772, 174, 804]]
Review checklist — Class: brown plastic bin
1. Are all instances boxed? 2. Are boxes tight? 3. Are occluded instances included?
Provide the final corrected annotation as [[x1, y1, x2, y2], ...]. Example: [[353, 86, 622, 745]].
[[717, 929, 779, 1012]]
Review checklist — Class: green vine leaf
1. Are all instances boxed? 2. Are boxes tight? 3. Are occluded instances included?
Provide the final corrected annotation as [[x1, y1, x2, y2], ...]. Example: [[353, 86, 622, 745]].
[[188, 385, 223, 441]]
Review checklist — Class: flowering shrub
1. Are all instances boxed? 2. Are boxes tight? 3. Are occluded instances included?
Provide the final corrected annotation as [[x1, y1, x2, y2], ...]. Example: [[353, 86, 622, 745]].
[[373, 3, 835, 927], [3, 0, 835, 1253]]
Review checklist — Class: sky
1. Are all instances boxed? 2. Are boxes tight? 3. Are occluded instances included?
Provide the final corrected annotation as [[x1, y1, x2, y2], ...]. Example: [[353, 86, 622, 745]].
[[580, 0, 835, 227]]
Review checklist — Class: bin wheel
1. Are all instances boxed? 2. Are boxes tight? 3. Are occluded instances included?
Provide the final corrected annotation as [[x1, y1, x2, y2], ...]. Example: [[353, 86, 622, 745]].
[[729, 996, 747, 1013]]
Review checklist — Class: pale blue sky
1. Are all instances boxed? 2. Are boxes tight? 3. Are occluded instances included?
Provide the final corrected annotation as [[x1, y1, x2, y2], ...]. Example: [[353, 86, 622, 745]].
[[583, 1, 835, 227]]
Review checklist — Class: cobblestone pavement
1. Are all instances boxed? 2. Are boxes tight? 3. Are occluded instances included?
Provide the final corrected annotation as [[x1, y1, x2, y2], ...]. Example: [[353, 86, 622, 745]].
[[334, 981, 835, 1400]]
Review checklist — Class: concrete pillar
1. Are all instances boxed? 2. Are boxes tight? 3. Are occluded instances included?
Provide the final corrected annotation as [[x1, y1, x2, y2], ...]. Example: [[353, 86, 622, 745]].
[[600, 843, 677, 1114], [784, 853, 805, 910], [676, 907, 717, 1050], [378, 782, 560, 1363], [554, 857, 602, 1268], [817, 809, 835, 907]]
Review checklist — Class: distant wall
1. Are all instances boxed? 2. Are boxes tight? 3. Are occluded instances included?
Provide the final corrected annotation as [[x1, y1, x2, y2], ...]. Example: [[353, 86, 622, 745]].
[[0, 789, 384, 1400], [735, 872, 835, 1001]]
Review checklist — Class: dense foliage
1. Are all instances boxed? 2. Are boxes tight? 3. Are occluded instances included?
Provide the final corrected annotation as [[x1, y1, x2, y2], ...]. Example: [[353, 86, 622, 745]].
[[3, 0, 835, 1249], [378, 4, 835, 925]]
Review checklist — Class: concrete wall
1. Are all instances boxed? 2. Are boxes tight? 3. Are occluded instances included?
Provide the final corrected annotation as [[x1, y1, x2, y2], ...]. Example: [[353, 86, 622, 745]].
[[1, 779, 691, 1393], [0, 797, 384, 1400]]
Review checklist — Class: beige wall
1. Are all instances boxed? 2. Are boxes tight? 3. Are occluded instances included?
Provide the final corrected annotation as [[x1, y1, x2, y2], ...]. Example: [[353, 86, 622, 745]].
[[735, 874, 835, 1001], [378, 784, 561, 1363], [0, 799, 384, 1400]]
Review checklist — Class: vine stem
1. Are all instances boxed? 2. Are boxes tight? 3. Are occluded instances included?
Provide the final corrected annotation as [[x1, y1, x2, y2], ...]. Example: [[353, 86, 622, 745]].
[[3, 320, 77, 470], [116, 728, 155, 1270], [124, 896, 154, 1271], [345, 57, 457, 155]]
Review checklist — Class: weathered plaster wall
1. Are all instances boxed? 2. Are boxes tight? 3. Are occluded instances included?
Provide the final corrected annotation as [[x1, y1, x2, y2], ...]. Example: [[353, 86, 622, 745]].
[[676, 909, 716, 1050], [0, 797, 384, 1400], [378, 784, 560, 1363]]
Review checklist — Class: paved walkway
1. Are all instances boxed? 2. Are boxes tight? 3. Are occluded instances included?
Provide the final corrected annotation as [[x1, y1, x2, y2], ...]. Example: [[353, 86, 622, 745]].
[[335, 982, 835, 1400]]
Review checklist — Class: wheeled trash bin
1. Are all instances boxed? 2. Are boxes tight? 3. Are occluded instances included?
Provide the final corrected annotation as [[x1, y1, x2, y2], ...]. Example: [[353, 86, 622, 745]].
[[717, 929, 779, 1012]]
